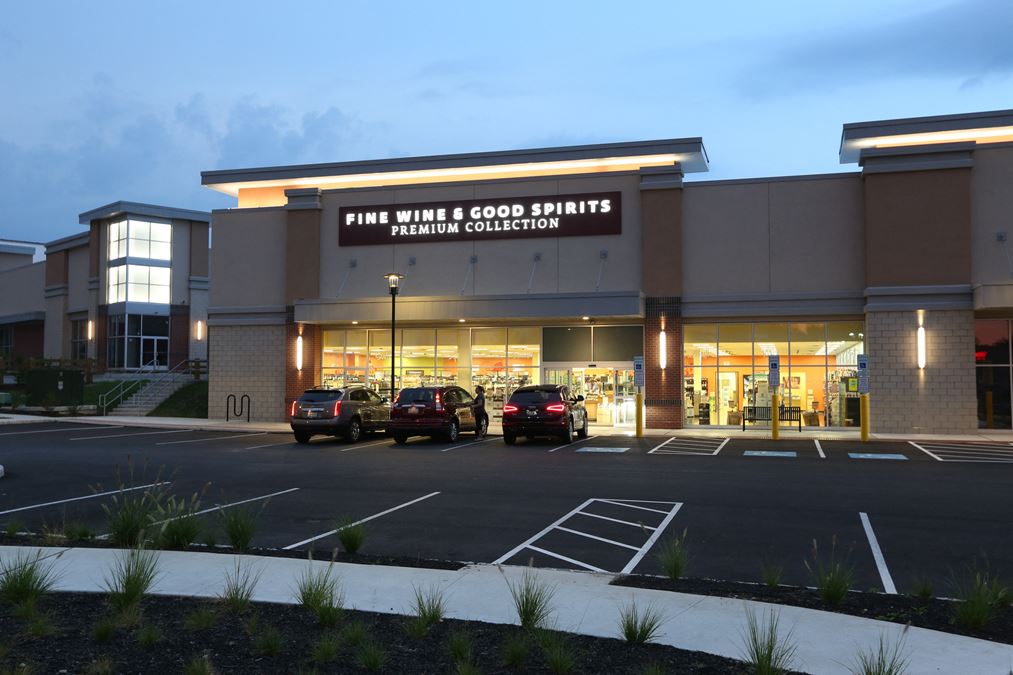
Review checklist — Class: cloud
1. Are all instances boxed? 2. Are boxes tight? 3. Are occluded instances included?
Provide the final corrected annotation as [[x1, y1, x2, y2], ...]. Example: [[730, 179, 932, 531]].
[[737, 0, 1013, 98]]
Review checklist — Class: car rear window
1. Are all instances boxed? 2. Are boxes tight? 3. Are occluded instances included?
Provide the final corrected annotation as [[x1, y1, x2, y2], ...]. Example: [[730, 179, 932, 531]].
[[398, 388, 436, 403], [300, 390, 342, 402], [509, 390, 562, 405]]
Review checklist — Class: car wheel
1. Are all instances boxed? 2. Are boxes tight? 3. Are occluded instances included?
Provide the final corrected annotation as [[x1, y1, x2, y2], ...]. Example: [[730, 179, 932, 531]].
[[577, 414, 588, 439], [503, 432, 516, 445], [393, 433, 409, 445], [445, 419, 459, 442], [344, 418, 362, 443], [294, 432, 311, 444], [559, 417, 574, 443]]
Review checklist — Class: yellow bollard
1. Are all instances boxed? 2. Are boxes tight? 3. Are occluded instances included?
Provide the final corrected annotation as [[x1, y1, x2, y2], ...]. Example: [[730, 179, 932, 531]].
[[771, 392, 780, 441], [860, 393, 870, 442], [635, 391, 644, 438]]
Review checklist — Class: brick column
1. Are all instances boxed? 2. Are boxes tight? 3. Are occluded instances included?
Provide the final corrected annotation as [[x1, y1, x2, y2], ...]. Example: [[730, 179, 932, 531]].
[[645, 297, 682, 429], [284, 322, 321, 420]]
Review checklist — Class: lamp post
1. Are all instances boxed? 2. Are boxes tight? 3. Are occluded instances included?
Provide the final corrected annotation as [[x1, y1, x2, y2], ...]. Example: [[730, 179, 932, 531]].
[[384, 273, 404, 401]]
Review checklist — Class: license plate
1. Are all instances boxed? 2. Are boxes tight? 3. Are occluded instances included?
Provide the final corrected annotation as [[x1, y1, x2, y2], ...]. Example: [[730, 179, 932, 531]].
[[307, 411, 319, 418], [409, 406, 419, 415], [527, 410, 537, 416]]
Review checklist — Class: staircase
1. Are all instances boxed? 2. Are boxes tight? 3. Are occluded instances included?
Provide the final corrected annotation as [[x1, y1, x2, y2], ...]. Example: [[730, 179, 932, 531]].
[[113, 373, 195, 416]]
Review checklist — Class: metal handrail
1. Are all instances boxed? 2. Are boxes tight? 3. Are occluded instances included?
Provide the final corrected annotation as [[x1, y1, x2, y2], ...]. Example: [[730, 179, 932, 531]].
[[98, 359, 207, 415]]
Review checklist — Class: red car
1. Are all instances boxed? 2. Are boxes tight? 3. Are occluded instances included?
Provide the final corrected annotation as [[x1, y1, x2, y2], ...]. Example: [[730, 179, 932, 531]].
[[501, 384, 589, 445], [388, 386, 486, 444]]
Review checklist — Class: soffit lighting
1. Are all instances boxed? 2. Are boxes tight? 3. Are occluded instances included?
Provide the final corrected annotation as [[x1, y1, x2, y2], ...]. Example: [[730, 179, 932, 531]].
[[851, 125, 1013, 153], [207, 153, 684, 198]]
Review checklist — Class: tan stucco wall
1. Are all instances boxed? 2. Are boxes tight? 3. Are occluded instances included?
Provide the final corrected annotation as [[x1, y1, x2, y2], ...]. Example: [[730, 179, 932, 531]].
[[865, 309, 976, 434], [0, 262, 45, 316], [207, 324, 286, 422], [67, 247, 90, 313], [209, 208, 287, 308], [316, 174, 641, 300], [682, 175, 865, 296], [170, 219, 191, 306], [971, 147, 1013, 305]]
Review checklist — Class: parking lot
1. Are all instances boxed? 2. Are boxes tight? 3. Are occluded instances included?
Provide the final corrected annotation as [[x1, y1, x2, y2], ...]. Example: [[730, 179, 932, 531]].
[[1, 420, 1012, 595]]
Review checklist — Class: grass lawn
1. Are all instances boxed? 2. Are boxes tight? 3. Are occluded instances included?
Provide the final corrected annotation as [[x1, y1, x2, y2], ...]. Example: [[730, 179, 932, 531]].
[[148, 380, 208, 418]]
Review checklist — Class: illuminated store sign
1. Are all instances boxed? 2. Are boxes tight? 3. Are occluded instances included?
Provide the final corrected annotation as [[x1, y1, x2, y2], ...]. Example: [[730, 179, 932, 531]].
[[338, 192, 621, 246]]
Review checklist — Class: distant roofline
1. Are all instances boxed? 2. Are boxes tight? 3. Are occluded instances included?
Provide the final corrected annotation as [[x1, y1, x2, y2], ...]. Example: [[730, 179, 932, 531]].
[[78, 200, 211, 225], [202, 138, 709, 194], [0, 243, 39, 256], [45, 231, 90, 252]]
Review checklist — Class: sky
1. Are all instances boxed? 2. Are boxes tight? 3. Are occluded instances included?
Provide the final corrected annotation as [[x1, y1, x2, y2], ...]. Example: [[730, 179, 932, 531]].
[[1, 0, 1011, 243]]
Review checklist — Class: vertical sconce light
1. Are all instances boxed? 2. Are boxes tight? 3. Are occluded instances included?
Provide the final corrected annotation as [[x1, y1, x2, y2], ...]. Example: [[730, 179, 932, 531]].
[[296, 334, 304, 371], [195, 320, 204, 342], [916, 326, 926, 369], [87, 320, 94, 341], [659, 330, 667, 370]]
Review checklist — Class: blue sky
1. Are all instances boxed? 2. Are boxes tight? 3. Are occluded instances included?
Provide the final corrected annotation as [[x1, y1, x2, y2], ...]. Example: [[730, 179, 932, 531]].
[[1, 0, 1011, 242]]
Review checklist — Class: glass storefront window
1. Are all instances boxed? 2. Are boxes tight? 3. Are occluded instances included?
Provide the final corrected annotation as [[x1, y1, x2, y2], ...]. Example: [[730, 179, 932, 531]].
[[401, 328, 436, 389], [683, 325, 717, 426], [977, 366, 1012, 429], [975, 320, 1010, 365]]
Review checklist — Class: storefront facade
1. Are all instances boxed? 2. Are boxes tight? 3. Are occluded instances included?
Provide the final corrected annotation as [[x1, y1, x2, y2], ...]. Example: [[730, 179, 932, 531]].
[[201, 108, 1013, 434]]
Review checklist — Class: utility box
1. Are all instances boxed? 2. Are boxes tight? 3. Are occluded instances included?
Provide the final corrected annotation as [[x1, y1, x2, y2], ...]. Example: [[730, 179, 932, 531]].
[[25, 369, 84, 407]]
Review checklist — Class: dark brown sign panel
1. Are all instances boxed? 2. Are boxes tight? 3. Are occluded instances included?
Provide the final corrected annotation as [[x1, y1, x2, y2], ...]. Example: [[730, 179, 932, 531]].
[[338, 191, 621, 246]]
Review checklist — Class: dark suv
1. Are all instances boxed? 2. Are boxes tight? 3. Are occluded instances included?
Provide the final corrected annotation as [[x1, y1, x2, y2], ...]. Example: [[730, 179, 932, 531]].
[[501, 384, 588, 445], [388, 386, 485, 444], [290, 386, 389, 444]]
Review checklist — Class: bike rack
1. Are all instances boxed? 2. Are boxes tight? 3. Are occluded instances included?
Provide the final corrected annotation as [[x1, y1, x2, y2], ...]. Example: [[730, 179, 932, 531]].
[[226, 393, 251, 422]]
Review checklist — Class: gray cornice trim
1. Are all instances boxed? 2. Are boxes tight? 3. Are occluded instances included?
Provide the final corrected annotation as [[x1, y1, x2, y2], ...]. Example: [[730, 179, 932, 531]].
[[639, 166, 684, 191], [78, 201, 210, 225], [685, 171, 860, 188], [859, 144, 974, 174], [681, 290, 865, 318], [297, 291, 640, 306], [0, 243, 37, 256], [45, 232, 90, 252], [202, 138, 709, 188], [864, 284, 973, 312], [44, 284, 68, 298], [0, 311, 45, 325], [285, 188, 322, 210], [188, 276, 210, 291]]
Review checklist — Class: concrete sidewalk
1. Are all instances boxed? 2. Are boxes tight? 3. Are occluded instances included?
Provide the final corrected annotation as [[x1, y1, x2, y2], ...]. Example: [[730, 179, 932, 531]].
[[4, 546, 1011, 674]]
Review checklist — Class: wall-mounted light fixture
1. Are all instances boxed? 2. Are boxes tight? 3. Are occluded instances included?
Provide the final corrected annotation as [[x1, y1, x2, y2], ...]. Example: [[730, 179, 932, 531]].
[[296, 335, 304, 371], [916, 326, 926, 369], [659, 330, 667, 370], [87, 320, 94, 341], [195, 320, 204, 342]]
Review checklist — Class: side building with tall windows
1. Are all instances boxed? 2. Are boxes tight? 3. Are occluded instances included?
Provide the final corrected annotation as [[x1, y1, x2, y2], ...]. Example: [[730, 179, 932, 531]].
[[38, 201, 211, 371]]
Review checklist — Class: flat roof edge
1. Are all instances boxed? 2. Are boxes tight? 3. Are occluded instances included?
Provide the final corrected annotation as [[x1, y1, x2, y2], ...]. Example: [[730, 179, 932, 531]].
[[78, 200, 211, 225], [45, 231, 90, 251]]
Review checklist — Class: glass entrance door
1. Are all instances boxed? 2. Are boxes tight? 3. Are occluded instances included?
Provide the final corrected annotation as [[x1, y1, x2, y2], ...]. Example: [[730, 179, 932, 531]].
[[141, 337, 169, 370], [541, 366, 635, 428]]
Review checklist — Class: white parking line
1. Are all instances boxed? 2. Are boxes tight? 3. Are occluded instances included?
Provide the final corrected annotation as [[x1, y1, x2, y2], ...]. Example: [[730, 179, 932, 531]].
[[648, 436, 727, 455], [0, 425, 124, 437], [575, 510, 656, 530], [554, 525, 641, 551], [493, 498, 595, 564], [814, 439, 826, 458], [647, 437, 677, 454], [441, 437, 499, 452], [156, 432, 267, 446], [548, 435, 599, 453], [713, 438, 730, 455], [70, 429, 194, 441], [620, 502, 684, 574], [526, 544, 606, 572], [340, 438, 394, 452], [598, 499, 671, 515], [859, 512, 897, 595], [282, 491, 441, 550], [245, 441, 297, 450], [0, 482, 169, 516], [907, 441, 943, 461]]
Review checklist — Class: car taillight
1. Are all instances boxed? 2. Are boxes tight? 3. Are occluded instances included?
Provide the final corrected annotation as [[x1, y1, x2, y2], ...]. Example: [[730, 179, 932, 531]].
[[290, 400, 297, 416], [435, 391, 443, 411], [545, 404, 566, 412], [333, 400, 341, 416], [502, 404, 519, 414]]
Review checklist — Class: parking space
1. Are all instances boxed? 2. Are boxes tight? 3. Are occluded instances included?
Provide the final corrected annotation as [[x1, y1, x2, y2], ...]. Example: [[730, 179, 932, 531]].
[[1, 422, 1012, 593]]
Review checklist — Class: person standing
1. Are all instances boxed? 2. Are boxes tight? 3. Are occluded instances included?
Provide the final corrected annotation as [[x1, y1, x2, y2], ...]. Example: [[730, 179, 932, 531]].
[[474, 385, 488, 438]]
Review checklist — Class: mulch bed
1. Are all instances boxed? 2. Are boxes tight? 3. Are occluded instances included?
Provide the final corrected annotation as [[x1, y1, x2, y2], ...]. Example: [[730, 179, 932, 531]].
[[612, 574, 1013, 644], [0, 591, 757, 674]]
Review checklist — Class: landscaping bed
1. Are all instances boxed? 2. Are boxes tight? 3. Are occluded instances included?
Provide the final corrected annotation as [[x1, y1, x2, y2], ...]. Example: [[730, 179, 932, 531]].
[[0, 591, 755, 674], [613, 573, 1013, 644]]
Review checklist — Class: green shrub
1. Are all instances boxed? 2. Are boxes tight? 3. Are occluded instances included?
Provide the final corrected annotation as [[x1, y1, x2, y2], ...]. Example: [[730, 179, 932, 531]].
[[539, 630, 576, 674], [953, 568, 1010, 630], [507, 570, 555, 631], [848, 632, 909, 675], [640, 664, 666, 675], [184, 606, 219, 632], [220, 506, 258, 551], [339, 620, 368, 649], [219, 560, 262, 614], [104, 547, 158, 613], [740, 606, 797, 675], [27, 614, 54, 637], [656, 528, 689, 581], [310, 633, 340, 664], [910, 578, 934, 604], [501, 631, 530, 668], [617, 599, 665, 644], [63, 521, 96, 542], [295, 563, 343, 625], [101, 471, 169, 547], [447, 628, 474, 665], [3, 519, 23, 538], [406, 584, 446, 638], [355, 639, 387, 672], [183, 654, 217, 675], [336, 517, 367, 554], [0, 551, 58, 605], [136, 623, 161, 647], [153, 492, 204, 549], [253, 625, 283, 656], [760, 561, 784, 589], [91, 617, 116, 643], [805, 537, 854, 607], [83, 657, 114, 675]]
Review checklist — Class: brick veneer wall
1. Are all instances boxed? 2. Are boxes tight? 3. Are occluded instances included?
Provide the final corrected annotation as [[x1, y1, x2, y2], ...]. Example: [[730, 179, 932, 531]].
[[645, 296, 683, 429], [207, 324, 287, 422], [865, 309, 977, 434], [284, 323, 321, 420]]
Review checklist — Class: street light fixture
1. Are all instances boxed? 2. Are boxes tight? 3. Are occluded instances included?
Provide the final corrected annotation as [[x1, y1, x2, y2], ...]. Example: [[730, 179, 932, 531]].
[[384, 273, 405, 401]]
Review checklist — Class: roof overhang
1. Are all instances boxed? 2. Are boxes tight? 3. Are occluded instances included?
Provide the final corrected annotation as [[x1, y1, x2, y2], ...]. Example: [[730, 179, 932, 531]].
[[45, 231, 90, 252], [201, 138, 709, 201], [840, 109, 1013, 164], [78, 200, 210, 225]]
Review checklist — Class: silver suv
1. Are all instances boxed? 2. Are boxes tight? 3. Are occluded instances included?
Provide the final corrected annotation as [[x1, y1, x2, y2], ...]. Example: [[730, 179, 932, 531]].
[[290, 386, 390, 444]]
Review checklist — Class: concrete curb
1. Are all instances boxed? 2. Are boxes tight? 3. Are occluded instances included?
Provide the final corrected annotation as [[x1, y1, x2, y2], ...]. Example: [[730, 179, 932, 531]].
[[3, 546, 1011, 674]]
